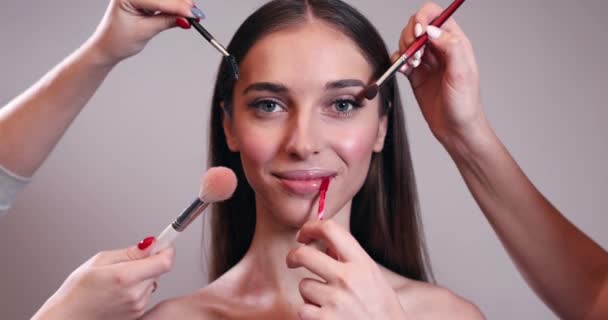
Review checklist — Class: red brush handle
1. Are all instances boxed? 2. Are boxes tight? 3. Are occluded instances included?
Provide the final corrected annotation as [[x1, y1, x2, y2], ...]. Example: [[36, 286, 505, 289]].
[[403, 0, 465, 58]]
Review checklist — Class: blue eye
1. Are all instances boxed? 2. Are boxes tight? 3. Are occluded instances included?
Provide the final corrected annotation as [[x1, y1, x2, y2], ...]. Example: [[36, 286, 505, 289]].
[[332, 99, 361, 114], [334, 100, 353, 112], [252, 100, 283, 113]]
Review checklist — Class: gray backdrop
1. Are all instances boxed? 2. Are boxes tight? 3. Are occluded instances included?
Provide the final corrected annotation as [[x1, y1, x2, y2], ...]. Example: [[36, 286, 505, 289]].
[[1, 0, 607, 319]]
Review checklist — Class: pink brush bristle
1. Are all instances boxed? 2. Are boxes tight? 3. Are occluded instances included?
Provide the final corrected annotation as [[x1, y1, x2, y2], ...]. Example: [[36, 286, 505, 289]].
[[199, 167, 238, 203]]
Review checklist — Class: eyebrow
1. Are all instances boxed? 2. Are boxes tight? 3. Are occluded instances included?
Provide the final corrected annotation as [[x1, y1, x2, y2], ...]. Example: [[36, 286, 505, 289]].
[[243, 82, 289, 95], [242, 79, 366, 95], [325, 79, 366, 90]]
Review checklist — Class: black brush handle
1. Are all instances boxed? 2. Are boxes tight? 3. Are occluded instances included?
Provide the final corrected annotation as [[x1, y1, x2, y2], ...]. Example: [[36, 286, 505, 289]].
[[187, 18, 213, 42]]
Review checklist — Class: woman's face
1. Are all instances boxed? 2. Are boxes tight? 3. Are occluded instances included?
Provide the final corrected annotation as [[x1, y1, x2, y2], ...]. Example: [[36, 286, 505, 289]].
[[225, 21, 388, 227]]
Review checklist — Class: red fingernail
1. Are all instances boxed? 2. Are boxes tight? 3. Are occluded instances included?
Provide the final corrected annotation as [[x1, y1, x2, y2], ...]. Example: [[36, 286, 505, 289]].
[[138, 236, 155, 250], [176, 18, 191, 29]]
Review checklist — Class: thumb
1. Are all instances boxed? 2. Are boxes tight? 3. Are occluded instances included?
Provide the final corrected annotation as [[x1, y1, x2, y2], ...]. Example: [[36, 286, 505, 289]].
[[112, 236, 156, 264], [89, 236, 156, 266], [125, 236, 156, 261]]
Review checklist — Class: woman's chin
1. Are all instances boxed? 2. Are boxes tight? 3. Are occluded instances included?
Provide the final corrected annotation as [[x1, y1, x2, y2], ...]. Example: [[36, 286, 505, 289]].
[[267, 201, 320, 228]]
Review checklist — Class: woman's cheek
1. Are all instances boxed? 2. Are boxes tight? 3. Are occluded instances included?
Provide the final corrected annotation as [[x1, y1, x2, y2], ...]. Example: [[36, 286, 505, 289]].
[[239, 130, 277, 165], [332, 125, 378, 162]]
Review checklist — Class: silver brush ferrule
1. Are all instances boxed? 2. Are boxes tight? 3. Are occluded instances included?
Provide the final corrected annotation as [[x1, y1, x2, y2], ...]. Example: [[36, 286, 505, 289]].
[[376, 55, 408, 86], [211, 39, 230, 57], [172, 198, 210, 232]]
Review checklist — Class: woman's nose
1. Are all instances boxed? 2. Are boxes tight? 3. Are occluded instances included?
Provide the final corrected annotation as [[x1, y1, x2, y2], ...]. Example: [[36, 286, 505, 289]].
[[284, 112, 321, 160]]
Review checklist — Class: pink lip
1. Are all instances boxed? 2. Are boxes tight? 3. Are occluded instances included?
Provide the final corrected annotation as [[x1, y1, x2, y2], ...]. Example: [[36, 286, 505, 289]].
[[273, 170, 336, 196]]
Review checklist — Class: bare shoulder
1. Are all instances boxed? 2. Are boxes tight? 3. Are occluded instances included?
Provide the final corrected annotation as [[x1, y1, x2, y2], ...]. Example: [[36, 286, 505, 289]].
[[397, 281, 484, 319], [380, 267, 484, 319]]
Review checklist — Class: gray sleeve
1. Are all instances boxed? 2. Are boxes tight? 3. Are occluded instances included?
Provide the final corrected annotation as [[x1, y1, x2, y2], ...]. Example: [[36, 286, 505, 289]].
[[0, 164, 31, 218]]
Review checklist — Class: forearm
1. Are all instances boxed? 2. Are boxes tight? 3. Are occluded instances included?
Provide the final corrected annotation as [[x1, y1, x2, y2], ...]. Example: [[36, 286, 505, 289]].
[[0, 40, 116, 177], [443, 117, 608, 319], [30, 294, 78, 320]]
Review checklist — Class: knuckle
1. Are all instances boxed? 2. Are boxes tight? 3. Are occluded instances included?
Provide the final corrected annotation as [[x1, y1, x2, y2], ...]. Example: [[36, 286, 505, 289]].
[[327, 291, 344, 308], [322, 219, 337, 234], [335, 273, 349, 289], [91, 251, 108, 264], [131, 308, 146, 319], [296, 305, 307, 317], [75, 269, 96, 286], [160, 254, 174, 273], [125, 289, 140, 304], [111, 271, 129, 287], [447, 36, 464, 49], [422, 1, 442, 11], [291, 247, 305, 264], [298, 279, 310, 292], [132, 296, 148, 314], [320, 311, 334, 320]]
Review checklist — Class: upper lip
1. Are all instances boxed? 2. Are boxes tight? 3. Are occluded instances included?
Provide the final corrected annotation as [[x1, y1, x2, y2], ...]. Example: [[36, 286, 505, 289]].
[[273, 169, 337, 180]]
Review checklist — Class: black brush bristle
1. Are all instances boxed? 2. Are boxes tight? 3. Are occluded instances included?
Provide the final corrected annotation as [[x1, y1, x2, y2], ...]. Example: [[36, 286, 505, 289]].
[[226, 55, 239, 80], [363, 84, 379, 100]]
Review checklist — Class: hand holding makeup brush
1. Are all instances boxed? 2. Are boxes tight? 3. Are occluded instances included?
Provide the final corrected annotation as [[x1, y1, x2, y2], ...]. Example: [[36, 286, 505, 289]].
[[396, 2, 484, 147], [0, 0, 206, 180], [396, 4, 608, 319], [287, 220, 482, 319], [0, 0, 209, 180], [88, 0, 206, 67], [32, 237, 174, 320]]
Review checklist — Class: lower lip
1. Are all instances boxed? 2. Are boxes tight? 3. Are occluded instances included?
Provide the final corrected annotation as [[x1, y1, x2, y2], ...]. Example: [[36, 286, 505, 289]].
[[277, 178, 325, 195]]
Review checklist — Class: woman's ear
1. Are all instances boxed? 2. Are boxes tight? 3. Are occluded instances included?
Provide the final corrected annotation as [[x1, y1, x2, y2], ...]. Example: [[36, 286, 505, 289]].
[[221, 102, 239, 152], [373, 114, 388, 153]]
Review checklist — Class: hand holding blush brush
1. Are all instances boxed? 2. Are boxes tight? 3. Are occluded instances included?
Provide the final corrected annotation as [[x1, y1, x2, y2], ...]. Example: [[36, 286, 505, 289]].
[[150, 167, 237, 254]]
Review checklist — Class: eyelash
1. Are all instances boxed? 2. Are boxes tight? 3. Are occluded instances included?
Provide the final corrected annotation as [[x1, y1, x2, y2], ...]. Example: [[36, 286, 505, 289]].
[[247, 97, 364, 118], [248, 99, 285, 114], [330, 98, 363, 118]]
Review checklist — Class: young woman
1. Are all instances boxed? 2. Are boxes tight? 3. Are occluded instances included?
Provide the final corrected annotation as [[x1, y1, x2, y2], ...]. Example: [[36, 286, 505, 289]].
[[24, 0, 482, 317], [143, 0, 483, 318]]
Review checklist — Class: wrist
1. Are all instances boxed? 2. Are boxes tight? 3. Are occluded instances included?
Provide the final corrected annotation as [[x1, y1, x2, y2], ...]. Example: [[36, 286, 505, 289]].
[[80, 37, 122, 70], [31, 300, 69, 320], [438, 114, 497, 162]]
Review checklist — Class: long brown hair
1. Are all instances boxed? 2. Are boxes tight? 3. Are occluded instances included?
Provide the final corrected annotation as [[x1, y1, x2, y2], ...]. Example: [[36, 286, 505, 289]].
[[208, 0, 432, 282]]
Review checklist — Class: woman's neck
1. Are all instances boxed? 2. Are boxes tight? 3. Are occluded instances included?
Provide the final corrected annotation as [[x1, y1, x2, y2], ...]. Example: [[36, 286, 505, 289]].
[[236, 198, 352, 308]]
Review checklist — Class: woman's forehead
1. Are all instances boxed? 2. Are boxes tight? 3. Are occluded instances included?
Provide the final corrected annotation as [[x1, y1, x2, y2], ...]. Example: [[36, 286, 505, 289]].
[[237, 21, 374, 88]]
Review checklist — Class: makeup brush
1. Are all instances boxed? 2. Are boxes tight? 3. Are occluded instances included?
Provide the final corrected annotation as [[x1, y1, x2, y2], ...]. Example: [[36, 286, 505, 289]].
[[363, 0, 466, 100], [186, 17, 240, 80], [150, 167, 237, 254]]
